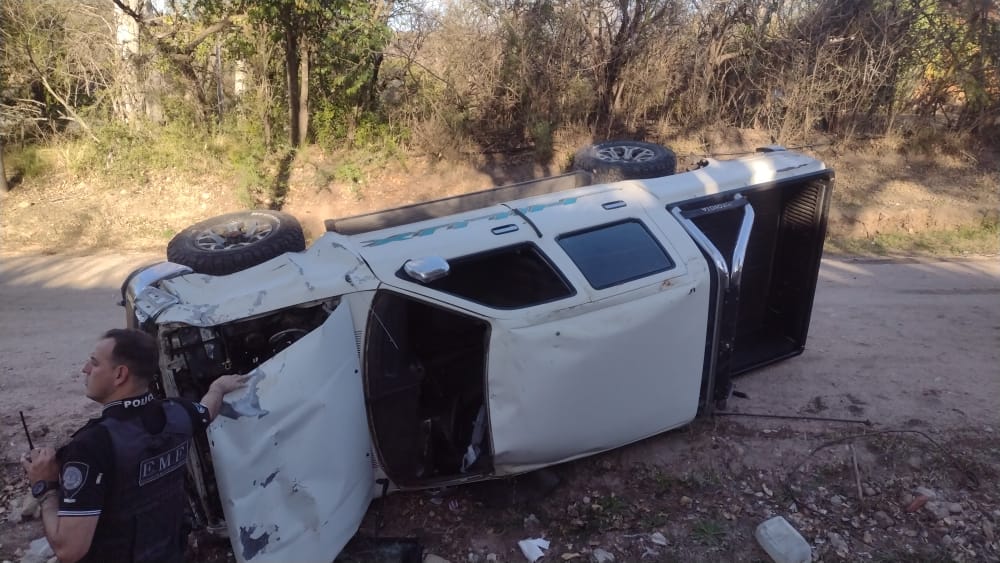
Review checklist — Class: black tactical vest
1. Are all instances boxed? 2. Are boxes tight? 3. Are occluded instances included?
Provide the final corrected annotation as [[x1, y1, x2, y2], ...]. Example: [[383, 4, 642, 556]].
[[80, 400, 194, 563]]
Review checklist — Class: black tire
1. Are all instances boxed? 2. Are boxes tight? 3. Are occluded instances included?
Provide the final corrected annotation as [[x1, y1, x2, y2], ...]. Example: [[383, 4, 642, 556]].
[[167, 210, 306, 275], [572, 140, 676, 183]]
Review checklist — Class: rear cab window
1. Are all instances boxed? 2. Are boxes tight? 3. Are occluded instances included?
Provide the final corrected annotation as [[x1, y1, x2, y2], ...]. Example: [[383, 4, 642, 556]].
[[557, 220, 675, 289]]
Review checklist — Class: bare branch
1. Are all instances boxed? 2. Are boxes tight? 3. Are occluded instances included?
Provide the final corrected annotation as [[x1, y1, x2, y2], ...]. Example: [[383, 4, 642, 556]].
[[23, 39, 99, 141]]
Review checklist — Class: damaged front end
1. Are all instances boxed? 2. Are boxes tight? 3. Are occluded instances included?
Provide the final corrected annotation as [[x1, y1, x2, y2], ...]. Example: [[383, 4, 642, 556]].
[[155, 297, 344, 529], [165, 301, 373, 562], [124, 239, 380, 562]]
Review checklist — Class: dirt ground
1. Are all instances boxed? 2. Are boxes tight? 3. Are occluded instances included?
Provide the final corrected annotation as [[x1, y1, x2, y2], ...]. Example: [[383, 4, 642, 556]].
[[1, 252, 997, 562]]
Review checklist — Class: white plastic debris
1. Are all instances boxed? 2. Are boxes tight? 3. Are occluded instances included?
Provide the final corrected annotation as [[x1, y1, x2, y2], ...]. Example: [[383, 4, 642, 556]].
[[649, 532, 667, 546], [755, 516, 811, 563], [517, 538, 550, 562]]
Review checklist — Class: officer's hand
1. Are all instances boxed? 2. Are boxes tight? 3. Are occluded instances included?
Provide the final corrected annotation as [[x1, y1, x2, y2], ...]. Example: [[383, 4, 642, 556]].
[[21, 447, 59, 483], [210, 373, 251, 395]]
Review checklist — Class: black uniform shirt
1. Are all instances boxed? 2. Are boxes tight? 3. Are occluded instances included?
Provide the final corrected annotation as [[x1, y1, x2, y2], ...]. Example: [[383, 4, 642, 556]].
[[57, 392, 211, 517]]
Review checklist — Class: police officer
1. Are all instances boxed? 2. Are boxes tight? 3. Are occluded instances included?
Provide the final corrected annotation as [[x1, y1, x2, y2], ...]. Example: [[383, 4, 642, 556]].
[[20, 328, 249, 563]]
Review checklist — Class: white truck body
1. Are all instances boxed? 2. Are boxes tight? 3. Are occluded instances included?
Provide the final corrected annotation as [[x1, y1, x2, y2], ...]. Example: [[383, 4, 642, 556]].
[[125, 147, 833, 562]]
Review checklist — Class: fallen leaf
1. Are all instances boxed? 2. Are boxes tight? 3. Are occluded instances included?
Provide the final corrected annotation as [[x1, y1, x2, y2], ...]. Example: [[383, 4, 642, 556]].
[[906, 495, 929, 513]]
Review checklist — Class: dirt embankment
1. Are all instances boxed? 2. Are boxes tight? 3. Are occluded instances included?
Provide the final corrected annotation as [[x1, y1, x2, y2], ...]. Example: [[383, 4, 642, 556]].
[[1, 133, 998, 257]]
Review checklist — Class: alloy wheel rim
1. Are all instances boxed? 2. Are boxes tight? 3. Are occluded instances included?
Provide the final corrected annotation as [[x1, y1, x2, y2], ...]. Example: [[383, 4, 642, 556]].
[[595, 145, 657, 163], [193, 218, 275, 251]]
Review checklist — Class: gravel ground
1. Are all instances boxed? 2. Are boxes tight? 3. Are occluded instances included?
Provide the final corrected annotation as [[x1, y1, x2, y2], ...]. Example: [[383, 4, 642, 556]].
[[1, 253, 998, 562]]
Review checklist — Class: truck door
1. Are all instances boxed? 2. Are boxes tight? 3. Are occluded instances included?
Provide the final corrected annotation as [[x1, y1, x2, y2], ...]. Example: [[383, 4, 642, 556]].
[[205, 304, 374, 562], [482, 188, 714, 472]]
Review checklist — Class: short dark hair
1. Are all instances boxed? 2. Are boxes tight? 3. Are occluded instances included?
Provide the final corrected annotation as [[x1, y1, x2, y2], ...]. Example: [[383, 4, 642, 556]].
[[101, 329, 159, 383]]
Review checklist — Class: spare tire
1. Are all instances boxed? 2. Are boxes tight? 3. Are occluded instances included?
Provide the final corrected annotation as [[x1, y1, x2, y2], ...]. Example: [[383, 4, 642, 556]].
[[572, 140, 676, 183], [167, 210, 306, 275]]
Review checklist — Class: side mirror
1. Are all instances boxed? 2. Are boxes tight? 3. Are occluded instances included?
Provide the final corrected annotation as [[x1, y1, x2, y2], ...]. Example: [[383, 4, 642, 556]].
[[403, 256, 450, 283]]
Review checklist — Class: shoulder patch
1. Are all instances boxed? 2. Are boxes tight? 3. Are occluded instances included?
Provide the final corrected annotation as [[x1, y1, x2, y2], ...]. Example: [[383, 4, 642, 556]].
[[62, 462, 90, 498]]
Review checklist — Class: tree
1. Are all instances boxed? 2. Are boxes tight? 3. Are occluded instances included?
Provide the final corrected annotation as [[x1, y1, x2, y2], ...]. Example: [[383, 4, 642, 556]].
[[239, 0, 389, 147], [113, 0, 147, 123], [1, 24, 7, 195], [0, 142, 7, 194], [192, 0, 382, 147], [588, 0, 676, 121], [0, 0, 114, 140], [111, 0, 234, 124]]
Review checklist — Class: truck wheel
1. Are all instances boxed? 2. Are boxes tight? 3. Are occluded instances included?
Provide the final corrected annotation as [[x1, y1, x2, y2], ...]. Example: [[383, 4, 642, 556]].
[[167, 210, 306, 275], [572, 140, 676, 183]]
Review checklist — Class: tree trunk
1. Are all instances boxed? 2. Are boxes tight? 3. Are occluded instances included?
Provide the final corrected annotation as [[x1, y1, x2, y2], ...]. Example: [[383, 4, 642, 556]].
[[961, 0, 991, 130], [284, 22, 301, 147], [215, 41, 224, 120], [297, 38, 309, 146], [234, 59, 248, 97], [597, 53, 625, 122], [362, 53, 384, 112], [0, 138, 8, 195], [114, 0, 144, 124], [24, 49, 99, 141]]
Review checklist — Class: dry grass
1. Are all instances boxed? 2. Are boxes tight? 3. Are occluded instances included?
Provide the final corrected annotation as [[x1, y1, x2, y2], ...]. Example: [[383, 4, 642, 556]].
[[2, 128, 997, 257]]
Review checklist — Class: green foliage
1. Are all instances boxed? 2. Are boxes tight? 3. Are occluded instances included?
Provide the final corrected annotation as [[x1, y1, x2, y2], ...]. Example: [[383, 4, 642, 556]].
[[233, 0, 392, 106], [3, 0, 996, 194], [334, 161, 363, 184], [4, 145, 49, 179], [827, 221, 1000, 257], [312, 100, 407, 154], [529, 120, 554, 163], [195, 0, 393, 150], [71, 122, 208, 183], [650, 468, 681, 495], [54, 116, 275, 206], [214, 112, 276, 204], [311, 104, 349, 144], [691, 519, 727, 546], [596, 494, 630, 516], [310, 0, 391, 101], [223, 142, 271, 207]]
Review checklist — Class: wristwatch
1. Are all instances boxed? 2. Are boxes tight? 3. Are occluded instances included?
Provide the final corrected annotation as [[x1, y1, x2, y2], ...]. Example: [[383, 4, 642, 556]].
[[31, 480, 60, 499]]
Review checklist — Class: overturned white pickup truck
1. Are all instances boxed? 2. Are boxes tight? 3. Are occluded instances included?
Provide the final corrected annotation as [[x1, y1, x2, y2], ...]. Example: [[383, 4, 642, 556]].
[[122, 141, 833, 562]]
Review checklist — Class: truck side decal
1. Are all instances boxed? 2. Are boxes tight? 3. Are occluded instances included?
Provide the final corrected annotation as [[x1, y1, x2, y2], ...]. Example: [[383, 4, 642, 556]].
[[360, 197, 579, 247]]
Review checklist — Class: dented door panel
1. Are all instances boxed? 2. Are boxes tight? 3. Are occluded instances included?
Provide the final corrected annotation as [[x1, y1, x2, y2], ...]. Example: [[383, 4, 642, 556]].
[[488, 270, 711, 473], [207, 302, 373, 563]]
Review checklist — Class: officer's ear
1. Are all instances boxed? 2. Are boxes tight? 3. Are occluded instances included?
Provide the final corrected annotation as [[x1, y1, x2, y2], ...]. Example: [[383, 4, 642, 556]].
[[112, 363, 130, 387]]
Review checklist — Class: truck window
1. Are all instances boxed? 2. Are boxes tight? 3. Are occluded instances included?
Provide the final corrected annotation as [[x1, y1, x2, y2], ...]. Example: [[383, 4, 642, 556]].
[[412, 243, 574, 309], [558, 220, 675, 289]]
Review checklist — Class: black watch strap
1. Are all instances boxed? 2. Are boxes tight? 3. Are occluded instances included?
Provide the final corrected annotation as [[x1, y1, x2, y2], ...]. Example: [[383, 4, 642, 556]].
[[31, 480, 60, 498]]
